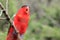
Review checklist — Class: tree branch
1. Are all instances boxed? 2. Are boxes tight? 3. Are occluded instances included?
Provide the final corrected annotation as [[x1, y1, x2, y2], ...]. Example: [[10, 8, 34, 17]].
[[0, 18, 6, 20], [0, 2, 21, 40]]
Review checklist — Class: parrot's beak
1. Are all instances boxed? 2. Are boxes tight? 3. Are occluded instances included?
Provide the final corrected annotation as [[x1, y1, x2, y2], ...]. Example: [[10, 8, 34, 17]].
[[27, 6, 29, 10]]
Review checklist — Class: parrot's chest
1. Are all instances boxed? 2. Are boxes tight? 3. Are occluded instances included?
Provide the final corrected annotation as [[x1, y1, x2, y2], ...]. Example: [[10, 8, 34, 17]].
[[18, 14, 29, 24], [21, 15, 28, 23], [14, 13, 29, 27]]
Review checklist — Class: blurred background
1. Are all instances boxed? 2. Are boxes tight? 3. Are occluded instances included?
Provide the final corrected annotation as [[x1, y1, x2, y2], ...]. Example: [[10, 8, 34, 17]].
[[0, 0, 60, 40]]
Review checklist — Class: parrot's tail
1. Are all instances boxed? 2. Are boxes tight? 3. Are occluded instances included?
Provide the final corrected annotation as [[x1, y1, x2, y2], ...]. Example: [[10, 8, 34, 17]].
[[6, 26, 18, 40], [6, 32, 17, 40]]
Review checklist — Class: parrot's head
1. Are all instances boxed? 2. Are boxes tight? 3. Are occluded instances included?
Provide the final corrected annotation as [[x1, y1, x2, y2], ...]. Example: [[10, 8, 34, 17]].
[[21, 5, 30, 14]]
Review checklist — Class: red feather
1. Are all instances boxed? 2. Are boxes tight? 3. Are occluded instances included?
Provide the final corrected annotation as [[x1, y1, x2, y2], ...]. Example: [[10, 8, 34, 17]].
[[6, 5, 30, 40]]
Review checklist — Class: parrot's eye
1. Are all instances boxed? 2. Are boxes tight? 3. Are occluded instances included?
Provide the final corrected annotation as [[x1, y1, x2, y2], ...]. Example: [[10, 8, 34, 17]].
[[26, 9, 28, 11]]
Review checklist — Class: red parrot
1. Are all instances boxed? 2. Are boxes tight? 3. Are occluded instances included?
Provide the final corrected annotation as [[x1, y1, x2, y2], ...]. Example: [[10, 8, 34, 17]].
[[6, 5, 30, 40]]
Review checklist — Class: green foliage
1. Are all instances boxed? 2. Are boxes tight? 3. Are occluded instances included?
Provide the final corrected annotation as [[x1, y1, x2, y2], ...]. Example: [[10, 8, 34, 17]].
[[0, 0, 60, 40], [8, 0, 17, 17], [0, 32, 7, 40]]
